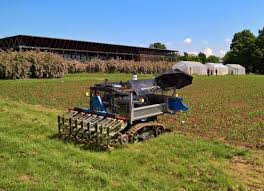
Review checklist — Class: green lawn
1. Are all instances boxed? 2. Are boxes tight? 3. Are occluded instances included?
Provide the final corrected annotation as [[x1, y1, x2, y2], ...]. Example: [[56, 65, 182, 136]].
[[0, 73, 264, 190]]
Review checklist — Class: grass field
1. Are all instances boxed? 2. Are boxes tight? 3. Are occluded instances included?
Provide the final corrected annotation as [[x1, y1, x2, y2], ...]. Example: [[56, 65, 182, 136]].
[[0, 73, 264, 190]]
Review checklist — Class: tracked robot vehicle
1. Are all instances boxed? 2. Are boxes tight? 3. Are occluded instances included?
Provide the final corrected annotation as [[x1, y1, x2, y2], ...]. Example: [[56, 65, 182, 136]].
[[58, 69, 193, 146]]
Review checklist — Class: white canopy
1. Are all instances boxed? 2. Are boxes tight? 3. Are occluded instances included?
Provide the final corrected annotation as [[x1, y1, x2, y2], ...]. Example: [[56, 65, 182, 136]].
[[205, 63, 229, 75], [226, 64, 246, 75], [172, 61, 207, 75]]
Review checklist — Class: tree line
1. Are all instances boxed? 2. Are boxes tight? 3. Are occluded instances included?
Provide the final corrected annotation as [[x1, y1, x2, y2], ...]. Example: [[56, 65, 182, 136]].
[[149, 42, 220, 63], [223, 27, 264, 74], [150, 27, 264, 74], [163, 52, 220, 63]]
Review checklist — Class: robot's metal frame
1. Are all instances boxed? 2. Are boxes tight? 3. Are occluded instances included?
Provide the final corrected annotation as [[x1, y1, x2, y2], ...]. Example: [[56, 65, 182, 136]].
[[58, 71, 192, 147]]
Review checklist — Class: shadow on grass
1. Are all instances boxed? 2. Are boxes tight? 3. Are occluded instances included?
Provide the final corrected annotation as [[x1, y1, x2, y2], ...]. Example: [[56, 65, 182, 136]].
[[48, 133, 113, 152], [48, 130, 172, 152]]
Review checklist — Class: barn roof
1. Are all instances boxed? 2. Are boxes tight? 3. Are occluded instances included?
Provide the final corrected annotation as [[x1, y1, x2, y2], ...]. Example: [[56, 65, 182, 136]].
[[0, 35, 177, 57]]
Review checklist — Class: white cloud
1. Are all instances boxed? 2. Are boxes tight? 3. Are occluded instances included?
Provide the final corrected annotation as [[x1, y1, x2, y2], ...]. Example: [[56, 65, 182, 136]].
[[184, 38, 192, 44], [204, 47, 213, 57], [225, 38, 231, 43], [219, 49, 226, 57]]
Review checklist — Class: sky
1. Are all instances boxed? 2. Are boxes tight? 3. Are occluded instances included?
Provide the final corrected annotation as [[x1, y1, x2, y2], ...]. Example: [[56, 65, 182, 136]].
[[0, 0, 264, 57]]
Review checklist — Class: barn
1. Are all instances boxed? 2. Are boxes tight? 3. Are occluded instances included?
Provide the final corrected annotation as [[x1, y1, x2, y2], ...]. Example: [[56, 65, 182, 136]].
[[0, 35, 176, 61]]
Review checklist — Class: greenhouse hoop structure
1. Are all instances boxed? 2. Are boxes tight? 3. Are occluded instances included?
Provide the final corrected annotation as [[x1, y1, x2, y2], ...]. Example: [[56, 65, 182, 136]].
[[226, 64, 246, 75], [205, 63, 229, 75], [172, 61, 207, 75]]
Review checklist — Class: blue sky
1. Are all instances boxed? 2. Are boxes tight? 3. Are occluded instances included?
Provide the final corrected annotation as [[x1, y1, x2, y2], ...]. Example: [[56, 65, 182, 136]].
[[1, 0, 264, 56]]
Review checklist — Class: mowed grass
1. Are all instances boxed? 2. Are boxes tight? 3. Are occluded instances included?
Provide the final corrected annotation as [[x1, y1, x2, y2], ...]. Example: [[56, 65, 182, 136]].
[[0, 73, 264, 190], [0, 98, 248, 190]]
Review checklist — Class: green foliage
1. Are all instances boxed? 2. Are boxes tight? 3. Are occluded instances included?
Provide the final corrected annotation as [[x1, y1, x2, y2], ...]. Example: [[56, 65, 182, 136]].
[[224, 30, 256, 72], [224, 27, 264, 74], [181, 52, 200, 62], [198, 52, 207, 63], [254, 27, 264, 73], [149, 42, 167, 50], [175, 52, 220, 63], [206, 55, 220, 63]]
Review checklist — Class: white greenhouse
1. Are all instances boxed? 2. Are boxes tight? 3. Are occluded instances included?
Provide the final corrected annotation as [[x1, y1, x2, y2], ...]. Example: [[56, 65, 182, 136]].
[[172, 61, 207, 75], [226, 64, 246, 75], [205, 63, 229, 75]]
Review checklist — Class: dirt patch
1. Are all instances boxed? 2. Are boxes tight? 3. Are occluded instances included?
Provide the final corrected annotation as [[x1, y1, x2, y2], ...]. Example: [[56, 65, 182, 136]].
[[17, 174, 39, 184], [256, 142, 264, 150], [229, 155, 264, 191], [229, 100, 249, 109], [111, 180, 121, 188]]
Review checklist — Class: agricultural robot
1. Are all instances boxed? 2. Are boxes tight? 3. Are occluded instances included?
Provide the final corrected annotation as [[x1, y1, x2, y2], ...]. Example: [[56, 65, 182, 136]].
[[58, 69, 193, 147]]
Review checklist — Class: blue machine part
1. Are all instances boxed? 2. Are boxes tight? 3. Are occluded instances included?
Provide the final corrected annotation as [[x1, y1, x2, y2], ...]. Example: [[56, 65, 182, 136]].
[[90, 96, 107, 112], [78, 108, 108, 116], [168, 97, 189, 111]]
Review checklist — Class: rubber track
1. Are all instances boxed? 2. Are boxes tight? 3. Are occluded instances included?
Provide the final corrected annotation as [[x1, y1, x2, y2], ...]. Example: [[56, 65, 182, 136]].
[[126, 122, 165, 137]]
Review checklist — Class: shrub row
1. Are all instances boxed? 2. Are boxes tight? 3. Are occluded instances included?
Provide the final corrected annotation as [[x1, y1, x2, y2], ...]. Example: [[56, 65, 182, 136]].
[[68, 59, 173, 74], [0, 50, 173, 79], [0, 51, 67, 79]]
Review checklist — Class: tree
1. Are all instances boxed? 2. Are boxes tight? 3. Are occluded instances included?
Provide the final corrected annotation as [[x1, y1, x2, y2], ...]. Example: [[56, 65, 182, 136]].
[[180, 52, 199, 62], [255, 27, 264, 49], [223, 30, 256, 72], [206, 55, 220, 63], [223, 51, 231, 64], [149, 42, 167, 50], [254, 27, 264, 73], [198, 52, 206, 63]]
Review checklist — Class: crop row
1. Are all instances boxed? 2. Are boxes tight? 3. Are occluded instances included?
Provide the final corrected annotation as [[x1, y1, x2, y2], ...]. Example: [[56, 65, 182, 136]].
[[0, 50, 173, 79]]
